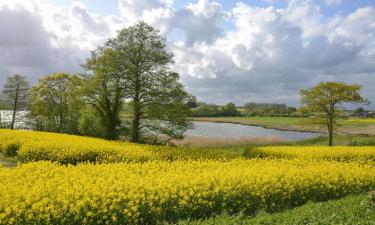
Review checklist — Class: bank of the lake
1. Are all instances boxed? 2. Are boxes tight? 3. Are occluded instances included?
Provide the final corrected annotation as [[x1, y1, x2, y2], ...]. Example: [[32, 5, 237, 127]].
[[193, 116, 375, 136]]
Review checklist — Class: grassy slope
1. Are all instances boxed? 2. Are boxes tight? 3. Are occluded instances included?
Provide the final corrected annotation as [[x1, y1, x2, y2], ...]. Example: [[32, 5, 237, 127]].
[[293, 135, 375, 146], [180, 194, 375, 225]]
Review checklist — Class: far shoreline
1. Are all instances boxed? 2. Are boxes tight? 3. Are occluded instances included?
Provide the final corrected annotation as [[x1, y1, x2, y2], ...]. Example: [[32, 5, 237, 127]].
[[191, 117, 326, 134]]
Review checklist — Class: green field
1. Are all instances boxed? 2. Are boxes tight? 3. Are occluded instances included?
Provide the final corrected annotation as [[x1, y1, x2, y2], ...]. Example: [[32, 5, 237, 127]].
[[180, 194, 375, 225]]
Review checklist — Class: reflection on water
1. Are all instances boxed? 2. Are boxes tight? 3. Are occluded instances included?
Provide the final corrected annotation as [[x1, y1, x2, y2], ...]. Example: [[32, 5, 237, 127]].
[[0, 110, 29, 129], [187, 121, 321, 141]]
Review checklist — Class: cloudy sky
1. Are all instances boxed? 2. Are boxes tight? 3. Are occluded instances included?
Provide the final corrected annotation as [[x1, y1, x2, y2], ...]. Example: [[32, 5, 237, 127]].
[[0, 0, 375, 107]]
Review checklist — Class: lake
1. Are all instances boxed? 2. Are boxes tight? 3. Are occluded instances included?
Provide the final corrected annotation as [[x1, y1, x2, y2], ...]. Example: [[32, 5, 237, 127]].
[[187, 121, 321, 141], [0, 110, 321, 141], [0, 110, 29, 129]]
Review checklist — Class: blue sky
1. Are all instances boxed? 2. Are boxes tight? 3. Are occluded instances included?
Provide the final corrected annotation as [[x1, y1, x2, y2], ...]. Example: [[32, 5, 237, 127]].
[[49, 0, 375, 17], [1, 0, 375, 106]]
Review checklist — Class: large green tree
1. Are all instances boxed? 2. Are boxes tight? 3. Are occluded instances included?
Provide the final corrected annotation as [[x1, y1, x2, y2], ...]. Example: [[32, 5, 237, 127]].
[[98, 22, 192, 143], [2, 74, 30, 129], [300, 82, 368, 146], [82, 48, 125, 140], [31, 73, 82, 134]]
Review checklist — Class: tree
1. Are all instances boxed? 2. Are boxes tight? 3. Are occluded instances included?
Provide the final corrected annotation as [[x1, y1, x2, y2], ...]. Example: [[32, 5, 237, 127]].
[[186, 96, 198, 108], [2, 74, 30, 129], [192, 104, 218, 117], [354, 107, 365, 114], [82, 48, 125, 140], [220, 102, 240, 116], [31, 73, 82, 134], [106, 22, 192, 143], [300, 82, 368, 146], [78, 105, 106, 138]]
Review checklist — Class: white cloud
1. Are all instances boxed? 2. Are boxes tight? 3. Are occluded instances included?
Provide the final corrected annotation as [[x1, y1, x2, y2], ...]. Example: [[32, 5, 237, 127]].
[[325, 0, 342, 6], [173, 0, 229, 45], [118, 0, 174, 35], [0, 0, 374, 106], [170, 2, 375, 105]]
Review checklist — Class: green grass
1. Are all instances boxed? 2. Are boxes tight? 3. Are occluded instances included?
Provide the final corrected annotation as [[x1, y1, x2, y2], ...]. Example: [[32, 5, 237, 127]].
[[179, 194, 375, 225], [0, 153, 17, 167], [294, 135, 375, 146]]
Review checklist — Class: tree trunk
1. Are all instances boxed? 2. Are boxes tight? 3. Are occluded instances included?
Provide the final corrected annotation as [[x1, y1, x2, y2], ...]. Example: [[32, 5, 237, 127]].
[[328, 129, 333, 146], [328, 116, 333, 146], [10, 84, 20, 130], [131, 101, 141, 142], [105, 116, 118, 140], [131, 75, 141, 143]]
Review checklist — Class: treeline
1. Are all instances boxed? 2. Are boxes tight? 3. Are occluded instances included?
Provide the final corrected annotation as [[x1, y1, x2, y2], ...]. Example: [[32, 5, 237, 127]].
[[191, 102, 241, 117], [0, 22, 193, 144], [242, 102, 297, 117], [190, 102, 296, 117]]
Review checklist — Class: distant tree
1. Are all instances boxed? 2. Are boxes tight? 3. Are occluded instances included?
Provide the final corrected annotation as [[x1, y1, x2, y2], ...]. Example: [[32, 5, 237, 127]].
[[220, 102, 240, 116], [192, 104, 218, 117], [31, 73, 82, 134], [0, 96, 9, 127], [0, 97, 9, 109], [286, 106, 297, 116], [186, 96, 198, 108], [107, 22, 192, 143], [2, 74, 30, 129], [354, 107, 365, 114], [243, 102, 296, 117], [300, 82, 368, 146], [82, 48, 125, 140]]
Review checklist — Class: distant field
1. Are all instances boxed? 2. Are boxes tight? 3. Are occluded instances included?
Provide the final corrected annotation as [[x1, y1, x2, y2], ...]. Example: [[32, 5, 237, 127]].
[[194, 117, 375, 135]]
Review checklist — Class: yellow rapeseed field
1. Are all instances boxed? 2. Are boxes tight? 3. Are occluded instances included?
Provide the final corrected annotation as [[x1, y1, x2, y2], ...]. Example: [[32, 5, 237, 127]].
[[347, 118, 375, 123], [251, 146, 375, 162], [0, 159, 374, 225], [0, 129, 155, 164], [0, 129, 239, 163]]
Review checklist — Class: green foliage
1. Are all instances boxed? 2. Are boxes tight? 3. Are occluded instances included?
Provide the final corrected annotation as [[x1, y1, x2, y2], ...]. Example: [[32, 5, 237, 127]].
[[300, 82, 368, 146], [0, 97, 10, 110], [82, 48, 125, 140], [78, 106, 106, 138], [355, 107, 366, 114], [180, 194, 375, 225], [192, 104, 220, 117], [2, 143, 20, 157], [2, 74, 30, 129], [192, 102, 240, 117], [31, 73, 82, 134], [243, 102, 297, 117], [103, 22, 192, 143]]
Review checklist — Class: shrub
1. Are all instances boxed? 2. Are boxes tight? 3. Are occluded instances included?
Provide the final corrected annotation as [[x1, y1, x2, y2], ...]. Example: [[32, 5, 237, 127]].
[[2, 142, 20, 157]]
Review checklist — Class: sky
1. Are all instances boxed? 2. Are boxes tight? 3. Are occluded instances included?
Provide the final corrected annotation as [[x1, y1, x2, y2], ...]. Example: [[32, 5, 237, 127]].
[[0, 0, 375, 107]]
